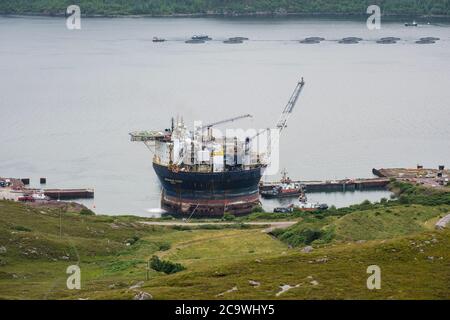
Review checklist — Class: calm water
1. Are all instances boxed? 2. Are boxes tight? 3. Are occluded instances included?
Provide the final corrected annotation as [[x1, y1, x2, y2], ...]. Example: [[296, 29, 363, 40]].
[[1, 16, 449, 216]]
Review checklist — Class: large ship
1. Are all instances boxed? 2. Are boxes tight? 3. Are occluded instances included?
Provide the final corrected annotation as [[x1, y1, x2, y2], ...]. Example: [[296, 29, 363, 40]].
[[130, 78, 305, 217]]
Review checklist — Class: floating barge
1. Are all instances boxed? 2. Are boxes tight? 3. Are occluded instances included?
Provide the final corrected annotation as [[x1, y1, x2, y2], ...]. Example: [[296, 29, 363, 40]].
[[260, 178, 390, 194], [22, 188, 95, 200], [42, 189, 94, 200]]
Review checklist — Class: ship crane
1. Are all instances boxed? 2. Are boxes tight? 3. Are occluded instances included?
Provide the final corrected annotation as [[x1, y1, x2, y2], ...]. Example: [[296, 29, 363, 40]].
[[247, 77, 305, 142], [195, 114, 252, 132], [276, 77, 305, 134], [245, 77, 305, 159]]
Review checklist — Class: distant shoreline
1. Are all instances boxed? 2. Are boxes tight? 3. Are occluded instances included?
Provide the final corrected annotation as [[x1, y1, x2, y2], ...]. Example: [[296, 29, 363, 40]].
[[2, 12, 450, 19]]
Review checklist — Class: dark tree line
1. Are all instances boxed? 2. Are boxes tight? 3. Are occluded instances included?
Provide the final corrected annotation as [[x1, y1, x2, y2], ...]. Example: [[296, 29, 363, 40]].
[[1, 0, 449, 16]]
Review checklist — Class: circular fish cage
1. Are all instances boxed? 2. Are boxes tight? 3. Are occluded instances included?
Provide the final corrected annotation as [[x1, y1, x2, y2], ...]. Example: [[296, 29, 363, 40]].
[[377, 39, 397, 44], [380, 37, 401, 41], [300, 39, 321, 44], [416, 39, 436, 44]]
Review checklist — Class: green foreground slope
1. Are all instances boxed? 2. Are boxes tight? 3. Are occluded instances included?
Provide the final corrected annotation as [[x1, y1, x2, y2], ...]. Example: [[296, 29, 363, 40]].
[[0, 187, 449, 299], [1, 0, 450, 16]]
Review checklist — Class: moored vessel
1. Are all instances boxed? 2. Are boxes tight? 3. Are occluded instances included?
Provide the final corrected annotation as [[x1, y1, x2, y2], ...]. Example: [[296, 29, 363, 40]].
[[130, 78, 306, 217]]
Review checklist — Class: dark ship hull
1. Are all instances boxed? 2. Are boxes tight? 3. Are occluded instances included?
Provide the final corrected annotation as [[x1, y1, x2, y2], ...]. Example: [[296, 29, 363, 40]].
[[153, 163, 263, 216]]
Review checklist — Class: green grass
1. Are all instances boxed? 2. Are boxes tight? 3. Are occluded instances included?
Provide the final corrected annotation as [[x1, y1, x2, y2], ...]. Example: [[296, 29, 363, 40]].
[[139, 230, 450, 300], [0, 187, 449, 300], [272, 184, 450, 247]]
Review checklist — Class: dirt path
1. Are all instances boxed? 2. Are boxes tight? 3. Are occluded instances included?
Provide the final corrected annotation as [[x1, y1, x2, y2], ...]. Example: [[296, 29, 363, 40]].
[[140, 220, 297, 233]]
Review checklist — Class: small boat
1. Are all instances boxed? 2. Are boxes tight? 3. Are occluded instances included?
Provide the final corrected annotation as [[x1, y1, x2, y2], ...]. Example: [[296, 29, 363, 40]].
[[273, 207, 294, 214], [152, 37, 166, 42], [32, 191, 49, 201], [296, 202, 328, 212], [405, 21, 418, 27], [192, 35, 212, 41]]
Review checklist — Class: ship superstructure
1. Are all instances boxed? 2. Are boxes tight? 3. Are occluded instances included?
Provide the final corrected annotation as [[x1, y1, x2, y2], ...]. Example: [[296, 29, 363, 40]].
[[130, 78, 305, 216]]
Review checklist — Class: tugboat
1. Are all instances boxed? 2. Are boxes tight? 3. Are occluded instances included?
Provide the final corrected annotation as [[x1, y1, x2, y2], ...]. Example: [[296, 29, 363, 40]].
[[260, 182, 304, 198], [260, 170, 304, 199]]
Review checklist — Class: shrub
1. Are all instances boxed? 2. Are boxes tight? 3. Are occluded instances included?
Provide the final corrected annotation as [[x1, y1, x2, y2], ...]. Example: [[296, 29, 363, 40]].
[[11, 225, 31, 232], [157, 242, 171, 251], [125, 235, 140, 245], [251, 205, 264, 213], [389, 181, 450, 206], [277, 228, 324, 247], [79, 208, 95, 215], [223, 213, 236, 221], [172, 225, 191, 231], [150, 256, 185, 274], [398, 195, 410, 204], [106, 259, 142, 273]]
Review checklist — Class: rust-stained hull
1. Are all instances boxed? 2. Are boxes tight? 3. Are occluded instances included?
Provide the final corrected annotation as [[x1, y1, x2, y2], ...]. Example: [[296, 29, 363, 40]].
[[161, 191, 260, 217]]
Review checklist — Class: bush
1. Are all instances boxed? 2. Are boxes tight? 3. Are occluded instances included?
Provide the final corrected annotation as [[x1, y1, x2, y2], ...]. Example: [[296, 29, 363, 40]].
[[389, 181, 450, 206], [398, 195, 410, 204], [157, 242, 171, 251], [106, 259, 142, 273], [172, 225, 191, 231], [150, 256, 185, 274], [11, 225, 31, 232], [125, 235, 140, 245], [79, 208, 95, 216], [251, 205, 264, 213], [277, 228, 324, 247], [223, 213, 235, 221]]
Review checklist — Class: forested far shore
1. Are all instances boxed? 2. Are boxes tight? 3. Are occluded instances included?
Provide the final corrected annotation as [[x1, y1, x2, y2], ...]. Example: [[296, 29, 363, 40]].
[[1, 0, 450, 17]]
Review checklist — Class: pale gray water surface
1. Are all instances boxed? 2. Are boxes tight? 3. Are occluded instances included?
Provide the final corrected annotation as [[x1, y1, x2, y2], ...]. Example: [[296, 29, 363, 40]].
[[1, 16, 449, 216]]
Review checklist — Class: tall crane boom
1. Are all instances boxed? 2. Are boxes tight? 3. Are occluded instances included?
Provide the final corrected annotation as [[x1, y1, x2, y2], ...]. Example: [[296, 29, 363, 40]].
[[247, 77, 305, 143], [276, 77, 305, 134]]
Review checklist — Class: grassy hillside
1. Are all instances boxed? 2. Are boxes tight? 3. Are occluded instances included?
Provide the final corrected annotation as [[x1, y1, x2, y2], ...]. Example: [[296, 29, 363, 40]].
[[1, 0, 450, 16], [0, 185, 449, 299], [140, 230, 450, 299]]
